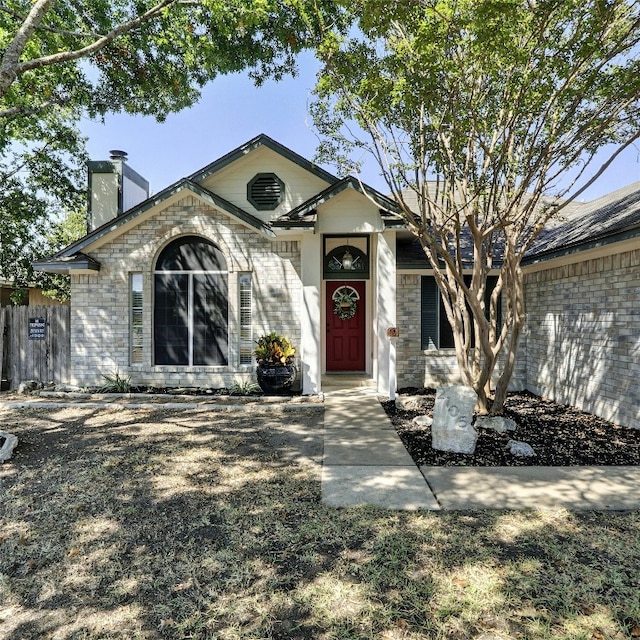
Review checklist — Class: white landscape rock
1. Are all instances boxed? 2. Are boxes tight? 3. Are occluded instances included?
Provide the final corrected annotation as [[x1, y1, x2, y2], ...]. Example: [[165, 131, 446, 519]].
[[413, 414, 433, 427], [507, 439, 536, 457], [431, 386, 478, 454], [475, 416, 517, 433], [17, 380, 40, 394], [395, 395, 425, 411], [0, 432, 18, 462]]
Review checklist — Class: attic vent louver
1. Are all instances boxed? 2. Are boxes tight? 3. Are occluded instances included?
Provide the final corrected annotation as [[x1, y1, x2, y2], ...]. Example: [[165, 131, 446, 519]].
[[248, 173, 284, 210]]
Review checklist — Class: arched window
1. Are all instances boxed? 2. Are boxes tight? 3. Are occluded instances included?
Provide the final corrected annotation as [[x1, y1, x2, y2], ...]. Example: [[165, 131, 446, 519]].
[[154, 236, 228, 365]]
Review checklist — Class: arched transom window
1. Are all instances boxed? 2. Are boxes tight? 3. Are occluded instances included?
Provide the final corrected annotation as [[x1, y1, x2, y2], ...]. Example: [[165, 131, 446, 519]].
[[154, 236, 228, 366]]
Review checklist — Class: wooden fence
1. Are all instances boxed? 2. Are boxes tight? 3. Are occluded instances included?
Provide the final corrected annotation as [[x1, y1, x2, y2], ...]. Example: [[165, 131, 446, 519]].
[[0, 305, 70, 389]]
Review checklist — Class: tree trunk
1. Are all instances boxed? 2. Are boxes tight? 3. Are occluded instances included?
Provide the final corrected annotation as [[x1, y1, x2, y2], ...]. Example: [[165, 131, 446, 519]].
[[492, 249, 526, 413]]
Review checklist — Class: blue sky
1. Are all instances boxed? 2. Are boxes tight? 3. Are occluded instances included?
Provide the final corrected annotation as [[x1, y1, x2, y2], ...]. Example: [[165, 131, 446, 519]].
[[79, 51, 640, 201]]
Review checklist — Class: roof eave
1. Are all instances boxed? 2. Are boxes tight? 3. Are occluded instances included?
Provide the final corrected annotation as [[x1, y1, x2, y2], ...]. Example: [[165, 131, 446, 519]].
[[33, 253, 101, 275], [272, 221, 316, 230], [523, 225, 640, 266], [47, 179, 276, 262], [282, 178, 402, 224], [185, 181, 275, 238], [188, 134, 340, 186]]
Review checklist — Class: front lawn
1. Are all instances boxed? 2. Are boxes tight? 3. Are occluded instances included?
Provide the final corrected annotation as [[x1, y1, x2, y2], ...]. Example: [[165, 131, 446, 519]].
[[1, 404, 639, 639]]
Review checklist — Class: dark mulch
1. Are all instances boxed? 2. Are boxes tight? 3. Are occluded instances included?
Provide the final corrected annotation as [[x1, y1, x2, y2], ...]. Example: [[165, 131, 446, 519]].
[[383, 389, 640, 466]]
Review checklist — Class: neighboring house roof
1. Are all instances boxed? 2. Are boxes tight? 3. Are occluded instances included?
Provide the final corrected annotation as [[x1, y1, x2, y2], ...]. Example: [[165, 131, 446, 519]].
[[273, 176, 405, 229]]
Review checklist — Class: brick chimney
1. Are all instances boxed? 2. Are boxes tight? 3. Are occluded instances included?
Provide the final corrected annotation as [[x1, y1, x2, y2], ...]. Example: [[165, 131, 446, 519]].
[[87, 150, 150, 231]]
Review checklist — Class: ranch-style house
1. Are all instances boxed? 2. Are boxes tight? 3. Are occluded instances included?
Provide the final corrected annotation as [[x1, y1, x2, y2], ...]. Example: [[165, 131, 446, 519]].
[[35, 134, 640, 429]]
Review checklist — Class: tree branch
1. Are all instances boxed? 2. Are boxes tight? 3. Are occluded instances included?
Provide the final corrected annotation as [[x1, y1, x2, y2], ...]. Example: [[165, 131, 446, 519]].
[[0, 0, 181, 99]]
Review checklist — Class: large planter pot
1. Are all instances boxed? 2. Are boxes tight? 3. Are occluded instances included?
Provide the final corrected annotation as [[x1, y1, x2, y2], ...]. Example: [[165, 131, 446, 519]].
[[256, 364, 297, 395]]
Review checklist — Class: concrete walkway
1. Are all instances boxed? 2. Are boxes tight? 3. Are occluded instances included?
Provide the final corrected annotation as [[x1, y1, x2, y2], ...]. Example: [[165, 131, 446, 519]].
[[321, 380, 640, 511], [322, 384, 440, 510]]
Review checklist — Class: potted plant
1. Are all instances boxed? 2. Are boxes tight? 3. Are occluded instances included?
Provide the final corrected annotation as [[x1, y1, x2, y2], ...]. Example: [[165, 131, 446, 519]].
[[254, 331, 297, 394]]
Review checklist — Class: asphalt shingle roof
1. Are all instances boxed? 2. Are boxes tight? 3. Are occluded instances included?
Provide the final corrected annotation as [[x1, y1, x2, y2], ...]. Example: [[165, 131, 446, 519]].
[[525, 182, 640, 261], [395, 182, 640, 269]]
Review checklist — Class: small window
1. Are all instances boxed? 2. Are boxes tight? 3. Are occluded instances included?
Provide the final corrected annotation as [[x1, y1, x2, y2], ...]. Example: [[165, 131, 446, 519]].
[[247, 173, 284, 210], [130, 273, 143, 364], [239, 274, 253, 365]]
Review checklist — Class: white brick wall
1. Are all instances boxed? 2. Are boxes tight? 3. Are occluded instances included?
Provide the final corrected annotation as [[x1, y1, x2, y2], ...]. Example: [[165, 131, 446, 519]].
[[524, 249, 640, 429], [70, 197, 302, 388], [395, 251, 639, 429]]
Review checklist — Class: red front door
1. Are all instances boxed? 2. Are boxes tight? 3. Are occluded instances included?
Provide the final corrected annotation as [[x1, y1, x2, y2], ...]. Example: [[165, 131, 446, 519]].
[[326, 281, 366, 371]]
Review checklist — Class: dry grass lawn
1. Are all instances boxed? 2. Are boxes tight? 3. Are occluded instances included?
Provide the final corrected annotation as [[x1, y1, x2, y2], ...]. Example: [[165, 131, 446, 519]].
[[1, 401, 639, 639]]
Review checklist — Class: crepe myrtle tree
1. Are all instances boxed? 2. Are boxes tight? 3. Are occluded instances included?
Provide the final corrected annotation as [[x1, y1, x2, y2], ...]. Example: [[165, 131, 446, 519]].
[[312, 0, 640, 414], [0, 0, 346, 293]]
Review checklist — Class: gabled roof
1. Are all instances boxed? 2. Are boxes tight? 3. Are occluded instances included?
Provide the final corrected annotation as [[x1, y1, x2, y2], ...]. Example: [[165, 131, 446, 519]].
[[273, 176, 405, 229], [188, 133, 340, 186], [34, 179, 275, 273], [36, 134, 349, 274]]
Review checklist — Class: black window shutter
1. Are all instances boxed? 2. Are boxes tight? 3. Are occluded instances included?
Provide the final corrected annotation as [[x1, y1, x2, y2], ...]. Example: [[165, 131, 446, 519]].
[[421, 276, 438, 350]]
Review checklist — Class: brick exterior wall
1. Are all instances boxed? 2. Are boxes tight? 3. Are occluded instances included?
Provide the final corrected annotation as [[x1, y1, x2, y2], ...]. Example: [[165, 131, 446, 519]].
[[68, 191, 639, 430], [524, 249, 640, 429], [70, 197, 301, 388], [395, 248, 639, 429], [395, 273, 525, 392], [396, 274, 465, 388]]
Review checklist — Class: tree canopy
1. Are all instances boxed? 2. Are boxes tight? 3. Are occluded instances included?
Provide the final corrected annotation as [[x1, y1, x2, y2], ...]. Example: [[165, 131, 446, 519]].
[[312, 0, 640, 411], [0, 0, 345, 296]]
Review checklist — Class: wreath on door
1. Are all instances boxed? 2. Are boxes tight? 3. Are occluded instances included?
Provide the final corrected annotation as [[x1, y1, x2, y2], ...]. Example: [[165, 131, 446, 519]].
[[333, 287, 358, 320]]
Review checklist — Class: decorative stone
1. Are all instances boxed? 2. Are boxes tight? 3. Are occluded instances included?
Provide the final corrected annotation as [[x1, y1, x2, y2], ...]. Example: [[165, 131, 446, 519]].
[[17, 380, 40, 394], [476, 416, 517, 433], [395, 395, 425, 411], [0, 432, 18, 462], [431, 386, 478, 454], [413, 415, 433, 427], [53, 384, 83, 393], [507, 439, 536, 457]]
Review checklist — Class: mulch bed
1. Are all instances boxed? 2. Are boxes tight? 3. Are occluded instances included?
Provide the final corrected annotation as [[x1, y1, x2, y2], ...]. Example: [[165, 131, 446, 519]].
[[383, 389, 640, 466]]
